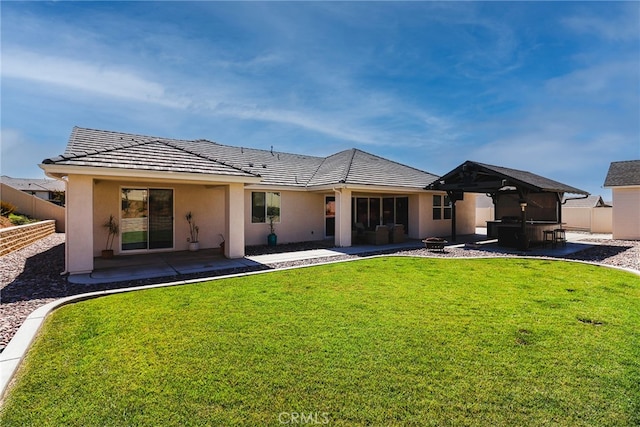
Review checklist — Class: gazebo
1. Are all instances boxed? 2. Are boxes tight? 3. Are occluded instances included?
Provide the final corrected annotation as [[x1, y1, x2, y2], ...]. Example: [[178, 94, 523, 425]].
[[428, 161, 589, 249]]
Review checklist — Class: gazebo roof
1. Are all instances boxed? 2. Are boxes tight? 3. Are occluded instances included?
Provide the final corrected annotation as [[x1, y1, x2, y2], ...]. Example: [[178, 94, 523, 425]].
[[428, 160, 589, 195]]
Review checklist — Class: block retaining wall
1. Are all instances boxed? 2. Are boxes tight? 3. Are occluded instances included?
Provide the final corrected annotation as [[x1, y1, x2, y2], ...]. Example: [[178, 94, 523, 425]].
[[0, 220, 56, 256]]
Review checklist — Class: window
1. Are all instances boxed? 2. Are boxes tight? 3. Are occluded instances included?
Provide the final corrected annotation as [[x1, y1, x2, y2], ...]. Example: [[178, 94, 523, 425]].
[[433, 195, 452, 220], [325, 196, 335, 237], [252, 192, 281, 223], [351, 196, 409, 234]]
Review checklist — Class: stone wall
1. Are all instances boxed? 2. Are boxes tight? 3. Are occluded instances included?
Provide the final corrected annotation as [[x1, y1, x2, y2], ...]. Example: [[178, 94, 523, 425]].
[[0, 220, 56, 256]]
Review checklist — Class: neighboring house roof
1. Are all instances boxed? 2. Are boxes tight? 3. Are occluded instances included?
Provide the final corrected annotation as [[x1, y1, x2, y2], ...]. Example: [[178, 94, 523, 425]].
[[41, 127, 440, 190], [1, 175, 65, 192], [430, 160, 589, 195], [603, 160, 640, 187], [562, 195, 611, 208]]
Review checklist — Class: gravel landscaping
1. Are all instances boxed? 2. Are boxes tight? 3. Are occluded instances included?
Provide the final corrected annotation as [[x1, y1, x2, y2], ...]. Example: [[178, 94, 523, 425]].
[[1, 233, 639, 352]]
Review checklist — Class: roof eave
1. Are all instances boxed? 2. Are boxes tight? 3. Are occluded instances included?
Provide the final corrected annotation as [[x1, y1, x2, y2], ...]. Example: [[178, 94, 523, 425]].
[[604, 184, 640, 189], [307, 183, 433, 194], [39, 164, 263, 184]]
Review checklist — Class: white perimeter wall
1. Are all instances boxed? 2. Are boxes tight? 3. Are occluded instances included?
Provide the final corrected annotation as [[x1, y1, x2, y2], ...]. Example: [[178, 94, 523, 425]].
[[0, 182, 66, 232], [477, 205, 613, 234], [562, 207, 612, 233]]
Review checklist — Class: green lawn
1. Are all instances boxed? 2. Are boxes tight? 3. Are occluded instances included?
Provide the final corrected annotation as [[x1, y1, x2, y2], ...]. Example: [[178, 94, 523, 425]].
[[1, 258, 639, 426]]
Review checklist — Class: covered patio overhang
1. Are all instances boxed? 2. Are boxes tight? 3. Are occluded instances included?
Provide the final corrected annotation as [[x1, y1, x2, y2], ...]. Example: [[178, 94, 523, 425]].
[[427, 161, 589, 248], [40, 163, 263, 275]]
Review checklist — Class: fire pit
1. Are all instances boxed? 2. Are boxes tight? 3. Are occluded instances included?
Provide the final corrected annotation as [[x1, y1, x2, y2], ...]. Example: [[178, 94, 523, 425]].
[[422, 237, 447, 252]]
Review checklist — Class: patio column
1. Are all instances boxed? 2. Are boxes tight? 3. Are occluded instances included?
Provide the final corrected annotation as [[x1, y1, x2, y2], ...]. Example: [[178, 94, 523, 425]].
[[66, 175, 94, 274], [225, 183, 245, 258], [334, 187, 352, 247]]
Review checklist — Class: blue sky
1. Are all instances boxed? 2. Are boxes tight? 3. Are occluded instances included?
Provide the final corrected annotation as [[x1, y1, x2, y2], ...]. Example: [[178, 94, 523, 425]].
[[2, 1, 639, 198]]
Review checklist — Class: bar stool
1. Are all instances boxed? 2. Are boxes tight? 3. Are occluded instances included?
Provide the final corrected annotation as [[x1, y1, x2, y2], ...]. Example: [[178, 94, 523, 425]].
[[543, 230, 555, 248], [553, 228, 566, 247]]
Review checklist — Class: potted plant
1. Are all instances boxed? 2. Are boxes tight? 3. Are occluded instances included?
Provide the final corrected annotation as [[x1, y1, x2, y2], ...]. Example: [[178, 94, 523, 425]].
[[267, 209, 278, 246], [219, 234, 226, 255], [102, 214, 119, 258], [185, 211, 200, 251]]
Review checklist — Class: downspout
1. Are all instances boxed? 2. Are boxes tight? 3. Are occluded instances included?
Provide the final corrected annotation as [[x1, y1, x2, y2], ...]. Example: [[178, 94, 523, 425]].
[[559, 193, 588, 224]]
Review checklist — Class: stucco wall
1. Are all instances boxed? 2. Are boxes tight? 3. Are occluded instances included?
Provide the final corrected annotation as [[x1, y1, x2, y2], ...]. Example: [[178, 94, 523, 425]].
[[454, 193, 477, 235], [93, 180, 227, 256], [244, 190, 326, 246], [476, 207, 495, 227], [412, 192, 476, 239], [89, 181, 482, 255], [612, 187, 640, 240]]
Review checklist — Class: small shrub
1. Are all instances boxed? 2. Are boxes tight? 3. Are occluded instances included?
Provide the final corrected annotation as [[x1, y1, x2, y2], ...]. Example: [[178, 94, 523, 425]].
[[9, 213, 37, 226], [1, 200, 17, 217]]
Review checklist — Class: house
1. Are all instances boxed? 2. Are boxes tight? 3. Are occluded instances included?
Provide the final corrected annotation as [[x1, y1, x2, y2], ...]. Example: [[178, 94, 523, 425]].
[[604, 160, 640, 240], [1, 175, 65, 205], [40, 127, 477, 275]]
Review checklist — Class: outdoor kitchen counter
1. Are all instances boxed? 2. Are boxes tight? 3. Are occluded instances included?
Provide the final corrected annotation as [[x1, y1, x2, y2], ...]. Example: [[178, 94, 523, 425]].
[[487, 220, 561, 247]]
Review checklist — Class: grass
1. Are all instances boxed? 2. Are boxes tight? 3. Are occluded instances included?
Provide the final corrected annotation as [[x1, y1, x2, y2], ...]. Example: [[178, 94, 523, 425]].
[[1, 257, 639, 426]]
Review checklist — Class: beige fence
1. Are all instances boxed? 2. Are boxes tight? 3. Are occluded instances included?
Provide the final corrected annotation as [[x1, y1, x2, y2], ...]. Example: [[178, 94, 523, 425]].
[[562, 207, 612, 233], [0, 220, 56, 256], [1, 183, 65, 232]]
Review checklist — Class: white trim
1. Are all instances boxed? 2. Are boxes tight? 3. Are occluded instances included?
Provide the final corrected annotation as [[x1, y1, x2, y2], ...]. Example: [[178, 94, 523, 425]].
[[306, 183, 429, 194], [604, 184, 640, 189], [40, 164, 262, 185]]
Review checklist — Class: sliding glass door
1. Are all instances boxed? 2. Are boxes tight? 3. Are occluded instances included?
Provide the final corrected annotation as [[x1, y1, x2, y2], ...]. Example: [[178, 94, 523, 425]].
[[352, 196, 409, 234], [121, 188, 173, 251]]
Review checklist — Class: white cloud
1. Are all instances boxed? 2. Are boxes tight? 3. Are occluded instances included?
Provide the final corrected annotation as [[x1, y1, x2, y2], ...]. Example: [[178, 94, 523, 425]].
[[563, 4, 640, 41], [2, 50, 189, 109], [545, 60, 639, 103]]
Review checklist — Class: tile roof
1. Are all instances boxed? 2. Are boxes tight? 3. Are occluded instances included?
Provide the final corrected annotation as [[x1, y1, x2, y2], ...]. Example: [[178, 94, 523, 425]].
[[604, 160, 640, 187], [474, 162, 588, 194], [43, 127, 260, 179], [1, 175, 66, 192], [562, 195, 610, 208], [42, 127, 440, 189]]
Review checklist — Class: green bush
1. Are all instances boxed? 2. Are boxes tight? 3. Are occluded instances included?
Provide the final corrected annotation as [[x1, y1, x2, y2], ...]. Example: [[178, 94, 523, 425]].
[[1, 200, 17, 217], [9, 213, 37, 225]]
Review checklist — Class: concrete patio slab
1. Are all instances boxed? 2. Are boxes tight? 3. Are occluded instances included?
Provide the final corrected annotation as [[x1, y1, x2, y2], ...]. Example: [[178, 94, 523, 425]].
[[66, 229, 611, 286], [70, 249, 259, 285]]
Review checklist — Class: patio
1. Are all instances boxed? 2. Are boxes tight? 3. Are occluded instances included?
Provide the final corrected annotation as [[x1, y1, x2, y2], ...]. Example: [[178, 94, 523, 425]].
[[74, 239, 427, 285], [68, 228, 609, 285]]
